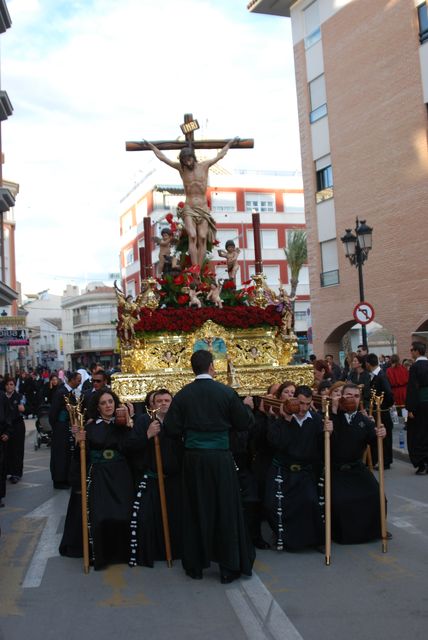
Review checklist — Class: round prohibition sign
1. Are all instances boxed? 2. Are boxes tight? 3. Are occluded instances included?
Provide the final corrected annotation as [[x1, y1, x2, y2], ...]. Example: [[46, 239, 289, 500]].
[[353, 301, 375, 325]]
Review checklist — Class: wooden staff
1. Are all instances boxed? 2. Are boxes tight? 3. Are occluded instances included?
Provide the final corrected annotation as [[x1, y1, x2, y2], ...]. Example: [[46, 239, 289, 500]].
[[374, 393, 388, 553], [361, 390, 374, 471], [148, 408, 173, 567], [65, 396, 90, 574], [322, 397, 332, 566]]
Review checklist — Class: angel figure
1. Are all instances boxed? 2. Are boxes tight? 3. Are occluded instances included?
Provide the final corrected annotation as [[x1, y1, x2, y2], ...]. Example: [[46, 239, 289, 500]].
[[115, 281, 143, 343], [277, 283, 295, 335], [153, 228, 175, 276], [206, 281, 223, 309], [185, 284, 203, 308], [218, 240, 240, 282]]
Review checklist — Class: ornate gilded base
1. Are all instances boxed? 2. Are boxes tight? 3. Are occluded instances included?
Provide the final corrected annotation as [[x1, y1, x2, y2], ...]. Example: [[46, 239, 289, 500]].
[[111, 320, 313, 400], [112, 364, 314, 401]]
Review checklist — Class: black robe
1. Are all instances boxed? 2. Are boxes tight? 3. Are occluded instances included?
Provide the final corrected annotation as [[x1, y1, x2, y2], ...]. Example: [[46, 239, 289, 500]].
[[48, 386, 76, 486], [369, 370, 394, 467], [59, 419, 135, 570], [128, 414, 183, 567], [330, 411, 382, 544], [264, 412, 324, 551], [405, 359, 428, 468], [163, 378, 255, 576], [0, 391, 11, 500], [5, 391, 26, 479]]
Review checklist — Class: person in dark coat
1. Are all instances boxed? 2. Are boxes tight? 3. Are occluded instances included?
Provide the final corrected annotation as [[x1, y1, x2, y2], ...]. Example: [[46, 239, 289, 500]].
[[330, 383, 386, 543], [0, 390, 11, 507], [48, 371, 82, 489], [4, 378, 26, 484], [264, 385, 327, 552], [59, 389, 136, 568], [129, 388, 183, 568], [405, 341, 428, 474], [365, 353, 394, 469], [163, 349, 255, 584]]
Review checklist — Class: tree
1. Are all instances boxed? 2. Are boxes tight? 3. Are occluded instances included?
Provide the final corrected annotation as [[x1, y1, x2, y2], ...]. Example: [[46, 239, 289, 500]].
[[284, 230, 307, 302]]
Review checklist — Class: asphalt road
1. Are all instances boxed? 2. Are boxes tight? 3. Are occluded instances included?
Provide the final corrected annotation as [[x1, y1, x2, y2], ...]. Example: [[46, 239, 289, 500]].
[[0, 422, 427, 640]]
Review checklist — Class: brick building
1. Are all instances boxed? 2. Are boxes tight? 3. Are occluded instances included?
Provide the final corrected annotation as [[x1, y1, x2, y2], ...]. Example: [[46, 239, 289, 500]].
[[119, 161, 312, 357], [248, 0, 428, 358]]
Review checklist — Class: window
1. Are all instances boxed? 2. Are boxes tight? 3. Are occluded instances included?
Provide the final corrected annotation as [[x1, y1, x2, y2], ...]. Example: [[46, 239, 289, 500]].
[[211, 192, 237, 213], [216, 229, 239, 250], [125, 248, 134, 266], [249, 264, 280, 286], [304, 1, 321, 49], [121, 211, 133, 233], [316, 165, 333, 191], [247, 229, 278, 249], [419, 3, 428, 44], [135, 199, 147, 224], [245, 193, 275, 213], [309, 75, 327, 123], [126, 280, 136, 298], [320, 239, 339, 287]]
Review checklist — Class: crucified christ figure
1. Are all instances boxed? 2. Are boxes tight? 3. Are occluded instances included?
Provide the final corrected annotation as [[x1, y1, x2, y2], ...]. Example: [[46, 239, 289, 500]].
[[144, 137, 239, 269]]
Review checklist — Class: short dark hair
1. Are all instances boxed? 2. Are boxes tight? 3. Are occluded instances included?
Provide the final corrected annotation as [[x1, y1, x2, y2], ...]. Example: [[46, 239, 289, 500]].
[[295, 385, 313, 398], [153, 388, 172, 401], [67, 371, 81, 383], [342, 382, 360, 394], [191, 349, 213, 375], [366, 353, 379, 367], [357, 344, 368, 352], [225, 240, 236, 249], [411, 341, 426, 356]]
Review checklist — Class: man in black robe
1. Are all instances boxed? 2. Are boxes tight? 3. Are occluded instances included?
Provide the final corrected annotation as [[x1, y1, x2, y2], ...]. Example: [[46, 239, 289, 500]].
[[406, 341, 428, 474], [129, 388, 183, 567], [48, 371, 81, 489], [330, 383, 386, 543], [0, 389, 11, 507], [365, 353, 394, 469], [163, 349, 255, 583], [264, 385, 326, 552]]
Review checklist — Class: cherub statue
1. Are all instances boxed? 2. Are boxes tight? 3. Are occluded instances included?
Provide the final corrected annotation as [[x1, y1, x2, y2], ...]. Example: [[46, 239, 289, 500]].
[[218, 240, 240, 282], [206, 280, 223, 309], [153, 228, 174, 276], [114, 281, 144, 343], [185, 283, 203, 308]]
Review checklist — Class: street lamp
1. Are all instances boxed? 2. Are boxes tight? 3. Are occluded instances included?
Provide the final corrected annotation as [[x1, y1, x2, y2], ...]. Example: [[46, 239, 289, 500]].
[[340, 218, 373, 349]]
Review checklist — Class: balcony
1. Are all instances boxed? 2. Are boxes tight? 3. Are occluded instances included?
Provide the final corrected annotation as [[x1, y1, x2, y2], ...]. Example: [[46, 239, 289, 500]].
[[247, 0, 292, 17]]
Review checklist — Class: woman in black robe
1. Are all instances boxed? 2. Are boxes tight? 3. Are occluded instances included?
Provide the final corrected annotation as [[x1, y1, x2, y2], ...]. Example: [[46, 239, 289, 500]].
[[330, 383, 386, 544], [5, 378, 26, 483], [128, 389, 183, 568], [59, 389, 136, 569]]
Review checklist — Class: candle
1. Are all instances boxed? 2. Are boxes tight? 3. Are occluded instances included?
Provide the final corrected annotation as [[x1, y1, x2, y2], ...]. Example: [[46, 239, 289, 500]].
[[143, 217, 153, 278], [252, 211, 263, 274]]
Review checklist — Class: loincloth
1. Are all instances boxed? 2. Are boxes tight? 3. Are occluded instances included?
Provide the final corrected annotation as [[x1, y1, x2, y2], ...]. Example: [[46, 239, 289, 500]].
[[180, 204, 216, 246]]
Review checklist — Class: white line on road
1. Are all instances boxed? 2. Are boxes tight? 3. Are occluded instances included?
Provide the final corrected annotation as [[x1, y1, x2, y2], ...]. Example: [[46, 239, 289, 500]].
[[226, 572, 304, 640], [395, 494, 428, 509], [23, 492, 69, 588]]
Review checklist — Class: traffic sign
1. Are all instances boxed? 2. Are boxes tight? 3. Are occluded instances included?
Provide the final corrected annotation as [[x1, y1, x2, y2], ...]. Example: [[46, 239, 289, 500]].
[[353, 302, 375, 325]]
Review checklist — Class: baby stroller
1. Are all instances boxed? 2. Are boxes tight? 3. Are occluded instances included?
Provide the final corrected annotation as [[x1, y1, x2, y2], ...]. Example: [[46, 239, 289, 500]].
[[34, 404, 52, 450]]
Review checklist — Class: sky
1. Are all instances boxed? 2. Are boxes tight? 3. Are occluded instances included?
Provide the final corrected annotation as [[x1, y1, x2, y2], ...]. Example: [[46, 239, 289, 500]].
[[2, 0, 301, 297]]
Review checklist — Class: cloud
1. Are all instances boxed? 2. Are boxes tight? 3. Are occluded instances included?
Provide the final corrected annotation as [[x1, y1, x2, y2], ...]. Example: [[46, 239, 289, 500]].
[[3, 0, 300, 295]]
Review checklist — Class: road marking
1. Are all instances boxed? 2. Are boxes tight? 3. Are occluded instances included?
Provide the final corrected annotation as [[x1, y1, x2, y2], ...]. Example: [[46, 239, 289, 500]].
[[226, 572, 304, 640], [395, 494, 428, 510], [22, 492, 68, 588]]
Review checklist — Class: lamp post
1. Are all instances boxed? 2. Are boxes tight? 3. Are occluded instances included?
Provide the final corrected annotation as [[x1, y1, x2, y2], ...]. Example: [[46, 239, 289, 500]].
[[340, 218, 373, 349]]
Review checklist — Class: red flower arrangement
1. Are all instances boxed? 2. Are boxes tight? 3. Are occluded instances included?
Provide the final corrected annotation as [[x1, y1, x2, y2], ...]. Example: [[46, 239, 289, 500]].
[[134, 305, 282, 334]]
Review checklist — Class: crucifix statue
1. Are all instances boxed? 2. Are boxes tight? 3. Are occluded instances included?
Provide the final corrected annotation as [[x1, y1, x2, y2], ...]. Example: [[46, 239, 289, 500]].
[[126, 114, 253, 270]]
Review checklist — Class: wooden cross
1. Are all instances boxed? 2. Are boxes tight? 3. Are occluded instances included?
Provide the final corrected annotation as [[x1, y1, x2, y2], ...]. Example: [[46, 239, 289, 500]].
[[126, 113, 254, 152]]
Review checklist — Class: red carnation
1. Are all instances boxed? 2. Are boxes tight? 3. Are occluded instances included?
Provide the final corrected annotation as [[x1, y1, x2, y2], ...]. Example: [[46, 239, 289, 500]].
[[177, 294, 189, 305], [165, 213, 174, 223], [174, 274, 185, 285], [177, 201, 185, 209], [213, 239, 220, 246], [222, 280, 235, 290], [242, 280, 252, 286]]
